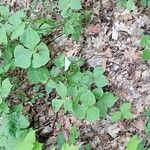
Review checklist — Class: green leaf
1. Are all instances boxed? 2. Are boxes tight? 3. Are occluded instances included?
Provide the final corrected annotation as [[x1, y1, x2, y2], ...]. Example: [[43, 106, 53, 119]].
[[120, 102, 133, 119], [50, 67, 60, 77], [64, 99, 73, 112], [94, 75, 108, 88], [96, 102, 107, 118], [11, 22, 26, 40], [32, 43, 50, 68], [1, 78, 12, 99], [126, 136, 140, 150], [140, 35, 150, 47], [112, 111, 122, 122], [70, 0, 82, 10], [65, 56, 71, 71], [0, 6, 9, 18], [53, 53, 65, 67], [92, 88, 104, 100], [125, 0, 135, 11], [52, 99, 64, 113], [86, 106, 99, 122], [33, 141, 42, 150], [20, 27, 40, 50], [61, 143, 80, 150], [80, 90, 96, 107], [68, 72, 83, 85], [56, 82, 67, 99], [58, 0, 70, 10], [142, 49, 150, 60], [8, 10, 25, 27], [93, 66, 105, 77], [101, 92, 117, 108], [80, 71, 93, 86], [69, 126, 79, 144], [46, 79, 57, 89], [15, 130, 36, 150], [120, 102, 132, 114], [27, 67, 49, 84], [0, 26, 8, 45], [14, 45, 32, 69], [73, 105, 86, 119]]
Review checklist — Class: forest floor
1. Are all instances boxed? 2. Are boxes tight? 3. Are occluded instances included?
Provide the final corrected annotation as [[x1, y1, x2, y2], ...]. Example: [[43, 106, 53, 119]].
[[1, 0, 150, 149]]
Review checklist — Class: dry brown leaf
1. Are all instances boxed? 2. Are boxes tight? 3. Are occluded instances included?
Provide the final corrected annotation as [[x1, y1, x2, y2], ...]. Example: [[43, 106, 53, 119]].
[[86, 24, 101, 35]]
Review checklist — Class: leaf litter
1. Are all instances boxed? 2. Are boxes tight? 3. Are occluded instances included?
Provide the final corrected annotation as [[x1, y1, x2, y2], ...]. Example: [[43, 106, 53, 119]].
[[1, 0, 150, 149]]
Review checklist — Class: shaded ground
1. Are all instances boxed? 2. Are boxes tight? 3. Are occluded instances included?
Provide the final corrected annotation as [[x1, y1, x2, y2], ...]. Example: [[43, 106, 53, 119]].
[[1, 0, 150, 149]]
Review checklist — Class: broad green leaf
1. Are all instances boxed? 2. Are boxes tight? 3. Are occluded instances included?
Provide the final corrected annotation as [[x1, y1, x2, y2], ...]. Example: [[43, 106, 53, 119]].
[[93, 66, 105, 78], [11, 22, 26, 40], [125, 0, 135, 11], [73, 105, 86, 119], [120, 102, 133, 119], [102, 92, 117, 108], [68, 86, 77, 97], [0, 6, 9, 18], [1, 78, 12, 99], [120, 102, 132, 113], [58, 0, 70, 10], [53, 53, 65, 67], [15, 130, 36, 150], [61, 143, 80, 150], [142, 49, 150, 60], [140, 35, 150, 47], [122, 111, 133, 119], [27, 67, 49, 84], [46, 79, 57, 89], [126, 136, 140, 150], [69, 125, 80, 144], [33, 141, 42, 150], [50, 67, 60, 77], [94, 75, 108, 88], [20, 27, 40, 50], [32, 43, 50, 68], [86, 106, 99, 122], [70, 0, 82, 10], [64, 99, 73, 112], [8, 10, 25, 28], [52, 99, 64, 112], [0, 27, 8, 45], [56, 82, 67, 99], [65, 56, 71, 71], [14, 45, 32, 69], [68, 72, 83, 85], [112, 111, 122, 122], [80, 90, 96, 107], [96, 102, 107, 117], [80, 71, 93, 86], [27, 68, 41, 84], [92, 88, 104, 100]]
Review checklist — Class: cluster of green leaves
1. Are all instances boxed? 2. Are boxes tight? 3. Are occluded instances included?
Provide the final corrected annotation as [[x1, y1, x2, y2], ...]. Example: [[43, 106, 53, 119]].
[[0, 75, 42, 149], [112, 102, 133, 122], [117, 0, 150, 10], [140, 35, 150, 60], [0, 102, 42, 150], [58, 0, 83, 41], [126, 107, 150, 150], [0, 4, 117, 149], [27, 53, 117, 122]]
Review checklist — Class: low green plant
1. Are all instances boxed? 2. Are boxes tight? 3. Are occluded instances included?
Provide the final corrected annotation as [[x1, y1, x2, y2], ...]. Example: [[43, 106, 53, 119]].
[[140, 35, 150, 60], [0, 4, 118, 149], [126, 135, 141, 150], [112, 102, 133, 122], [117, 0, 150, 10]]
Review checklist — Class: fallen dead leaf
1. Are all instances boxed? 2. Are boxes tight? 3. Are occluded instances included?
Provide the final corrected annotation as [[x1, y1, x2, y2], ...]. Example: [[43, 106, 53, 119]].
[[86, 24, 101, 35]]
